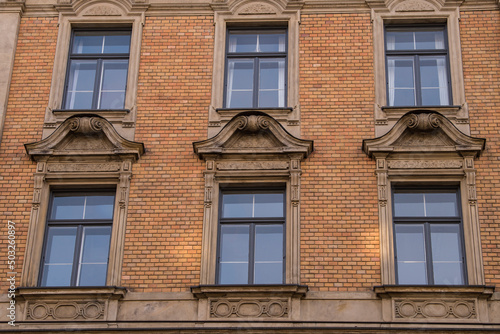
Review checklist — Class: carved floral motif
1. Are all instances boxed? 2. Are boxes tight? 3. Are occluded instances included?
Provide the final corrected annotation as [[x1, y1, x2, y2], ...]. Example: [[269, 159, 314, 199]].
[[394, 0, 436, 12], [82, 5, 122, 16], [238, 3, 278, 15], [217, 161, 289, 170], [395, 299, 476, 319], [27, 301, 105, 321], [210, 299, 288, 318], [388, 160, 463, 169]]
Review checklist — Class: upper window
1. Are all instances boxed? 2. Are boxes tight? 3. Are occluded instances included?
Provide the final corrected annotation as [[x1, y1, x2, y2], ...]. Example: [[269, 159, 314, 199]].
[[40, 191, 115, 287], [224, 29, 287, 109], [217, 191, 285, 284], [392, 187, 466, 285], [63, 30, 131, 110], [385, 26, 451, 107]]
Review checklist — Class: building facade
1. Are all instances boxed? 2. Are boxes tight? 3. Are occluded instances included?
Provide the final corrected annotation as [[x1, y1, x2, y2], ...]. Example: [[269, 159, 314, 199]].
[[0, 0, 499, 332]]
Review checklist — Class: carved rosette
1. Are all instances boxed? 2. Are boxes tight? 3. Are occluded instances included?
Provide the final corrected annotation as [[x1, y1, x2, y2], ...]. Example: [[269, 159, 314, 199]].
[[395, 299, 476, 319], [210, 299, 288, 318], [27, 301, 105, 321]]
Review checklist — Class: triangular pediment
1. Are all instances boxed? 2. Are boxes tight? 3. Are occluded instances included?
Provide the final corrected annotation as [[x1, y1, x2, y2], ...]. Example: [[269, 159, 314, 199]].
[[193, 112, 313, 159], [25, 115, 145, 161], [363, 111, 485, 158]]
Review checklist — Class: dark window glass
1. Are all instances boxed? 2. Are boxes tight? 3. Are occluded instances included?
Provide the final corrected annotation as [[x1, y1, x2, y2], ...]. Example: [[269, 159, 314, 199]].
[[385, 27, 451, 106], [218, 190, 285, 284], [40, 192, 115, 287], [63, 31, 130, 110], [393, 188, 465, 285], [225, 30, 287, 108]]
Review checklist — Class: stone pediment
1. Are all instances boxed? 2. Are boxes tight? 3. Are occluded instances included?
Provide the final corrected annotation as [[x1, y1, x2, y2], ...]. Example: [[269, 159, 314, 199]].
[[363, 111, 485, 158], [25, 115, 145, 161], [193, 112, 313, 159]]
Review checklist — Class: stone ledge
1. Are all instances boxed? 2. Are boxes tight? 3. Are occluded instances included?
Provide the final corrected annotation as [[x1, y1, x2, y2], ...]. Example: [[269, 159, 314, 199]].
[[191, 284, 308, 299]]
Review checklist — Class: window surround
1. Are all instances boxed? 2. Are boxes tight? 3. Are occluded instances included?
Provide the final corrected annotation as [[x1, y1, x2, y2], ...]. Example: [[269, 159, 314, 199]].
[[362, 111, 485, 286], [43, 0, 148, 140], [208, 0, 302, 137], [22, 115, 144, 291], [367, 0, 469, 137]]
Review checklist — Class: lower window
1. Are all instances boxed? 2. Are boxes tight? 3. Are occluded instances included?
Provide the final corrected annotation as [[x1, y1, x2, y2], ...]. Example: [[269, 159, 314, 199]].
[[217, 191, 285, 284], [39, 191, 115, 287], [393, 187, 466, 285]]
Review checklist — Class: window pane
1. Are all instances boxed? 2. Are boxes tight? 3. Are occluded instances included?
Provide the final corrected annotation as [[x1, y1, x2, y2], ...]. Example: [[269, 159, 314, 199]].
[[226, 59, 254, 108], [420, 56, 449, 106], [258, 59, 285, 108], [228, 33, 258, 53], [425, 192, 458, 217], [394, 193, 425, 217], [103, 33, 131, 54], [431, 224, 464, 285], [415, 30, 445, 50], [395, 224, 427, 284], [78, 226, 111, 286], [259, 33, 286, 52], [387, 57, 415, 106], [98, 60, 128, 109], [41, 227, 78, 287], [254, 193, 284, 218], [254, 225, 283, 283], [51, 196, 85, 220], [72, 33, 104, 54], [219, 225, 250, 284], [222, 194, 253, 218], [84, 195, 115, 219], [64, 60, 97, 109], [386, 31, 414, 50]]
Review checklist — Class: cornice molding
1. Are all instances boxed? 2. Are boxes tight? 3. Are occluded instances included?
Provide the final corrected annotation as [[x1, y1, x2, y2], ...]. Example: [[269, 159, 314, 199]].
[[25, 115, 145, 161], [362, 110, 486, 158]]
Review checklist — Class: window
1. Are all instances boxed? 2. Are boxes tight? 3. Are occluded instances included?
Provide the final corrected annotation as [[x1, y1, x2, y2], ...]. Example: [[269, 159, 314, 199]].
[[217, 191, 285, 284], [385, 26, 451, 107], [63, 30, 131, 110], [393, 188, 466, 285], [224, 29, 287, 109], [40, 191, 115, 287]]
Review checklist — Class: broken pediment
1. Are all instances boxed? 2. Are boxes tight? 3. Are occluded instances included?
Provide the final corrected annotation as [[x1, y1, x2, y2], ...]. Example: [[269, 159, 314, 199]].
[[193, 112, 313, 159], [25, 115, 145, 161], [363, 111, 485, 158]]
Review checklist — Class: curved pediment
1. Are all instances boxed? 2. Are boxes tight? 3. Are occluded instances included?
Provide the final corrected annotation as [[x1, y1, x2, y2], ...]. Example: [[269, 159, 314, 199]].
[[193, 112, 313, 160], [362, 111, 485, 158], [25, 115, 145, 161]]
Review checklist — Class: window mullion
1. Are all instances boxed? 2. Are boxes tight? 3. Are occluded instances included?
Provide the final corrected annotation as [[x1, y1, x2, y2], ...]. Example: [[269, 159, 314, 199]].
[[72, 225, 84, 286], [424, 222, 435, 285], [414, 55, 422, 106], [249, 223, 256, 284], [253, 58, 259, 108]]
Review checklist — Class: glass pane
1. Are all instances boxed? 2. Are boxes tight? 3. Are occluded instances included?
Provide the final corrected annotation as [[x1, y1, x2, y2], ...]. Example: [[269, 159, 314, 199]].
[[392, 58, 415, 88], [415, 30, 445, 50], [80, 226, 112, 263], [259, 60, 284, 89], [258, 59, 285, 108], [255, 225, 283, 262], [219, 225, 250, 284], [64, 60, 97, 109], [41, 263, 74, 287], [84, 195, 115, 219], [395, 224, 427, 284], [387, 57, 415, 106], [254, 262, 283, 284], [425, 192, 458, 217], [431, 224, 464, 285], [103, 33, 131, 54], [41, 227, 78, 287], [226, 59, 254, 108], [228, 33, 258, 53], [420, 56, 449, 106], [386, 31, 414, 50], [394, 193, 425, 217], [79, 264, 108, 286], [254, 194, 284, 218], [219, 263, 249, 284], [259, 33, 286, 52], [222, 194, 253, 218], [101, 60, 128, 90], [51, 196, 85, 220], [220, 225, 250, 262], [72, 33, 104, 54]]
